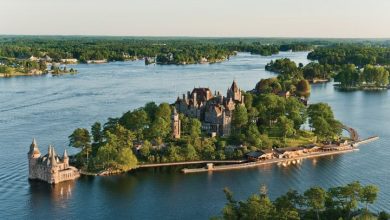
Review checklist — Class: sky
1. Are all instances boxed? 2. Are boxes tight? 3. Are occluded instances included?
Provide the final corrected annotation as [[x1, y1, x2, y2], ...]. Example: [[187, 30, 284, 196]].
[[1, 0, 390, 38]]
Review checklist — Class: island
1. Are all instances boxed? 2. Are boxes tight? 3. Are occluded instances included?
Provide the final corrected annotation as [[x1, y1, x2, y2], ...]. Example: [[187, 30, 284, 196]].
[[0, 56, 77, 78], [266, 53, 390, 90], [59, 76, 377, 176], [307, 44, 390, 90]]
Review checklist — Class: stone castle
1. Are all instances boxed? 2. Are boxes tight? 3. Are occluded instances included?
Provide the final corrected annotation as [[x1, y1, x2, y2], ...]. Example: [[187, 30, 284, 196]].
[[28, 139, 80, 184], [175, 80, 244, 137]]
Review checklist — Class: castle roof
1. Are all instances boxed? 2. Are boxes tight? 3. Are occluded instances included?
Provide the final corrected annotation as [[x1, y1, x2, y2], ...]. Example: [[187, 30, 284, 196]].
[[63, 149, 68, 159], [50, 147, 57, 166], [28, 138, 40, 156], [191, 87, 213, 102], [231, 80, 239, 92]]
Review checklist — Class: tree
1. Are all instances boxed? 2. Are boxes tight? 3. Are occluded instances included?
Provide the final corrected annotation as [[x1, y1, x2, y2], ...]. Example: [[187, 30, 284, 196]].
[[246, 124, 261, 147], [119, 109, 149, 140], [69, 128, 91, 162], [222, 188, 239, 220], [360, 185, 379, 212], [296, 79, 311, 97], [144, 102, 158, 122], [116, 148, 138, 171], [188, 118, 202, 138], [255, 78, 282, 94], [308, 103, 342, 140], [139, 140, 152, 161], [147, 117, 170, 140], [119, 109, 149, 131], [238, 194, 275, 220], [182, 143, 198, 161], [335, 64, 360, 88], [96, 124, 137, 171], [91, 122, 103, 144], [304, 187, 326, 220], [155, 102, 171, 122], [277, 116, 296, 140], [232, 105, 248, 131], [285, 97, 307, 130]]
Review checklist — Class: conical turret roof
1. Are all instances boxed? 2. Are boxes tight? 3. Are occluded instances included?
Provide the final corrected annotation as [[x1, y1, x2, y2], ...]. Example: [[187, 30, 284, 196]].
[[49, 145, 57, 166], [63, 148, 68, 159], [28, 138, 40, 156], [231, 80, 239, 92]]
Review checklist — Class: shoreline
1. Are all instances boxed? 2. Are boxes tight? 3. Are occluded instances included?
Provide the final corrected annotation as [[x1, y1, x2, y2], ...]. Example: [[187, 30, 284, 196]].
[[182, 148, 358, 174], [182, 136, 379, 173], [80, 136, 379, 177]]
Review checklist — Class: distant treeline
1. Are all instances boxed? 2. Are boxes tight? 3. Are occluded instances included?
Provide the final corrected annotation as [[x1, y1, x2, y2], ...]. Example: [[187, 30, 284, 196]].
[[308, 44, 390, 67], [0, 36, 318, 65]]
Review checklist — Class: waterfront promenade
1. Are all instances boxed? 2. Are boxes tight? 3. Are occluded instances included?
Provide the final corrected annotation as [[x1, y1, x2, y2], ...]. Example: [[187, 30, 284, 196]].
[[182, 136, 379, 174]]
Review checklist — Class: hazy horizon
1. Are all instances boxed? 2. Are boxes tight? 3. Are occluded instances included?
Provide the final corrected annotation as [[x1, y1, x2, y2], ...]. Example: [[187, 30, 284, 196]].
[[1, 0, 390, 38]]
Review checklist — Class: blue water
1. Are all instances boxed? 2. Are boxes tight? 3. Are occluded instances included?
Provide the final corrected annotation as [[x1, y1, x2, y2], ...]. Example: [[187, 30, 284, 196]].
[[0, 52, 388, 219]]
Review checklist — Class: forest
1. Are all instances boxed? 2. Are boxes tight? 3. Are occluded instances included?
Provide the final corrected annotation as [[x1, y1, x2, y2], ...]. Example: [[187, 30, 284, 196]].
[[0, 36, 316, 66], [216, 182, 387, 220], [308, 44, 390, 67]]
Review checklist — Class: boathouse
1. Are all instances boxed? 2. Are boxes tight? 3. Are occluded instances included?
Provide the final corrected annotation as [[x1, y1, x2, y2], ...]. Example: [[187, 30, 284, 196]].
[[246, 149, 275, 161], [275, 147, 305, 158], [303, 144, 321, 153]]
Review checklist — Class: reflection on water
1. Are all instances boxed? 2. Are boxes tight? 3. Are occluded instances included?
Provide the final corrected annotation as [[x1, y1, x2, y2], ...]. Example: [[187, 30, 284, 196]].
[[29, 180, 75, 203]]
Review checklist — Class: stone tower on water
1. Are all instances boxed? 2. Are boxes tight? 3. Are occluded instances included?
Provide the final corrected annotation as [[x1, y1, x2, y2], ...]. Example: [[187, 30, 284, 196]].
[[28, 138, 80, 184], [171, 107, 181, 139]]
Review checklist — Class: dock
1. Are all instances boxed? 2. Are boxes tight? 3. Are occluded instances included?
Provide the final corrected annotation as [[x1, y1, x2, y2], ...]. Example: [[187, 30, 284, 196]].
[[182, 136, 379, 174]]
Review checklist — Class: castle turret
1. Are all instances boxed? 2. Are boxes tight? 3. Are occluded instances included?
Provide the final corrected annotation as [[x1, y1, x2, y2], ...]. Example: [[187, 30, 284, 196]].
[[227, 80, 242, 103], [28, 138, 41, 179], [171, 107, 181, 139], [28, 138, 41, 159], [49, 145, 57, 167], [63, 149, 69, 168]]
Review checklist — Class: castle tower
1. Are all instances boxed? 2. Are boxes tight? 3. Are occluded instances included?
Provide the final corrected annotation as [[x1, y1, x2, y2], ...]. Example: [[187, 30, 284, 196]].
[[28, 138, 41, 179], [227, 80, 242, 102], [49, 145, 59, 184], [171, 107, 181, 139], [28, 138, 41, 159], [63, 149, 69, 168]]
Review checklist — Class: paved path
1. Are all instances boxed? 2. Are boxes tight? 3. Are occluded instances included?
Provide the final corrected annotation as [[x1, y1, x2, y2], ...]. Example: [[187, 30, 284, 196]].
[[182, 148, 359, 173], [138, 160, 245, 168]]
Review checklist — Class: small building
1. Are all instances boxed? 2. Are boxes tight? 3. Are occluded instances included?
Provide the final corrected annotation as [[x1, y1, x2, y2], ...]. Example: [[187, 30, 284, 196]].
[[40, 55, 52, 62], [28, 56, 38, 62], [275, 147, 305, 159], [303, 144, 321, 153], [28, 139, 80, 184], [60, 58, 78, 64], [87, 59, 107, 64], [246, 149, 275, 161]]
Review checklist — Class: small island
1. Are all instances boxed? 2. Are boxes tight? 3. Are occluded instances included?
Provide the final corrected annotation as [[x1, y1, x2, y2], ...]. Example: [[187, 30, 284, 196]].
[[0, 56, 77, 78], [266, 56, 390, 90]]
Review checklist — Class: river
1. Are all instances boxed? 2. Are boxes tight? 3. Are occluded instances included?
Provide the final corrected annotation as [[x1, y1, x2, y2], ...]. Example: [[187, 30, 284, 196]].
[[0, 52, 388, 219]]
